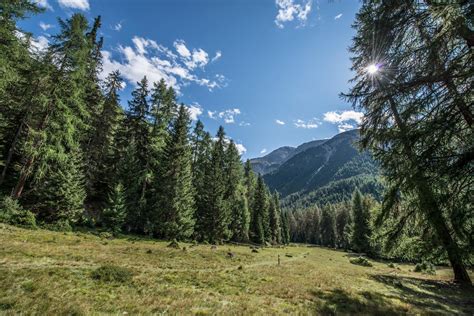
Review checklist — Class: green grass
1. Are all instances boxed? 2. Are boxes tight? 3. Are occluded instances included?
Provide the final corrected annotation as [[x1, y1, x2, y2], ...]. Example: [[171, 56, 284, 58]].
[[0, 224, 472, 315]]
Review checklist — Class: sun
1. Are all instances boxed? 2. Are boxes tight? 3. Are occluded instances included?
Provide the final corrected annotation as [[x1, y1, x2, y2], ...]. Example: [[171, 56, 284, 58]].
[[366, 64, 379, 74]]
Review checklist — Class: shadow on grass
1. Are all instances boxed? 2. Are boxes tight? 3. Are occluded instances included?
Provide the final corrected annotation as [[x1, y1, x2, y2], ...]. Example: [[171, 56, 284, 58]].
[[371, 274, 474, 315], [310, 288, 408, 315]]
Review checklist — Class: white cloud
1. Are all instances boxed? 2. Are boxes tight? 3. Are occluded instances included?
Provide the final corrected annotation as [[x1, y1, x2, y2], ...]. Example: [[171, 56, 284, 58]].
[[112, 22, 122, 31], [334, 13, 343, 20], [35, 0, 53, 10], [294, 118, 318, 129], [218, 108, 241, 124], [208, 108, 242, 124], [101, 36, 225, 93], [235, 143, 247, 155], [208, 110, 216, 119], [275, 119, 285, 125], [16, 31, 49, 53], [323, 110, 363, 132], [173, 39, 209, 70], [323, 110, 363, 124], [39, 22, 53, 31], [211, 51, 222, 63], [57, 0, 89, 10], [337, 123, 354, 133], [275, 0, 312, 29], [260, 148, 267, 154], [31, 35, 49, 52], [186, 103, 203, 121]]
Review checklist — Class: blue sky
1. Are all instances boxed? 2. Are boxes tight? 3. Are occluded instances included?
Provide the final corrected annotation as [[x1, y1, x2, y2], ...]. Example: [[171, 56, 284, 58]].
[[21, 0, 363, 159]]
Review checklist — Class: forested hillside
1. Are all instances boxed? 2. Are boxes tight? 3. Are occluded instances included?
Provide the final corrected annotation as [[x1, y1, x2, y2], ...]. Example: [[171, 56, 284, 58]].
[[0, 2, 289, 246]]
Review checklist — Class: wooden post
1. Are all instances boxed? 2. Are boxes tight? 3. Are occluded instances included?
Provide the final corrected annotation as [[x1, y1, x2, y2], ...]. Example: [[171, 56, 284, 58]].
[[278, 254, 280, 266]]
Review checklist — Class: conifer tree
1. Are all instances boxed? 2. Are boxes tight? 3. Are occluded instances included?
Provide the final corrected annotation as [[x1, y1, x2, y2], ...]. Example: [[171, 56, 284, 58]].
[[351, 190, 371, 253], [122, 77, 151, 232], [34, 149, 86, 223], [190, 120, 212, 240], [280, 211, 290, 244], [345, 0, 472, 284], [335, 204, 351, 249], [200, 126, 229, 243], [251, 175, 267, 244], [320, 205, 336, 248], [102, 182, 126, 234], [153, 105, 195, 240], [86, 70, 124, 205], [269, 192, 282, 244]]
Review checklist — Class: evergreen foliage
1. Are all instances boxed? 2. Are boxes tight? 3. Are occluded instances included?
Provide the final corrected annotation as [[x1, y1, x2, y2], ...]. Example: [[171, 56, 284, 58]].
[[102, 182, 126, 233]]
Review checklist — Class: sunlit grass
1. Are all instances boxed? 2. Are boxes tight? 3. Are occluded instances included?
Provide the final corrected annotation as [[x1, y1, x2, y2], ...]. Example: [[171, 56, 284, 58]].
[[0, 224, 472, 314]]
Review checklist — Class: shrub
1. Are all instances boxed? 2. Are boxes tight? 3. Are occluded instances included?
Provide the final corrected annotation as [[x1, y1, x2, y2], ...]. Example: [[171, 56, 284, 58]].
[[0, 196, 36, 228], [349, 256, 373, 267], [414, 261, 436, 275], [46, 219, 72, 232], [91, 265, 133, 283], [99, 232, 113, 240]]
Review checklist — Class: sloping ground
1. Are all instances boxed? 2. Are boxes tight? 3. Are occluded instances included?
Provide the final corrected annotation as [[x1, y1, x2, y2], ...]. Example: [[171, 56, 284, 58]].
[[0, 224, 473, 315]]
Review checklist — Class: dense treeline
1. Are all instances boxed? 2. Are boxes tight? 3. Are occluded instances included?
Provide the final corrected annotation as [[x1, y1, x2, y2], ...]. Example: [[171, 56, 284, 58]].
[[0, 2, 290, 245], [286, 190, 373, 254]]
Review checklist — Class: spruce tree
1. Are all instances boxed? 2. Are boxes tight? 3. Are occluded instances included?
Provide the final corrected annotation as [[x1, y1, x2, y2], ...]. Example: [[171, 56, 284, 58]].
[[201, 126, 229, 243], [280, 211, 290, 244], [351, 190, 371, 253], [86, 70, 124, 205], [251, 175, 267, 244], [320, 205, 336, 248], [102, 182, 126, 234], [269, 192, 282, 244], [122, 77, 151, 233], [335, 204, 351, 249], [190, 120, 212, 240], [153, 105, 195, 240]]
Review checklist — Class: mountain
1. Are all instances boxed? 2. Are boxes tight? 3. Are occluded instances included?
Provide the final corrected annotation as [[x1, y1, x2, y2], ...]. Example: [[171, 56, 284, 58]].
[[251, 130, 382, 210], [249, 139, 327, 175]]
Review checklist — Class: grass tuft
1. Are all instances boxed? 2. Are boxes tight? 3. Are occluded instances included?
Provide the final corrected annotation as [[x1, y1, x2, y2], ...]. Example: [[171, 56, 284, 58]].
[[91, 265, 133, 283]]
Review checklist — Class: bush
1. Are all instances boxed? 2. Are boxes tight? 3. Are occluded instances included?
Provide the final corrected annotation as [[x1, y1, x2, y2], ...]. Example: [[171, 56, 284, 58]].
[[91, 265, 133, 283], [0, 196, 36, 228], [46, 219, 72, 232], [349, 256, 373, 267], [414, 261, 436, 275]]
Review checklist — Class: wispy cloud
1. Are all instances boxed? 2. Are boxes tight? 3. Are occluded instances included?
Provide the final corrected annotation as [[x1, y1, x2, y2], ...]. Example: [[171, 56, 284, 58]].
[[39, 22, 53, 31], [186, 102, 203, 121], [260, 148, 267, 154], [34, 0, 53, 10], [334, 13, 343, 20], [235, 143, 247, 155], [275, 0, 312, 29], [294, 118, 318, 129], [174, 39, 209, 70], [323, 110, 363, 132], [239, 121, 251, 127], [275, 119, 285, 125], [102, 36, 225, 93], [219, 108, 241, 124], [57, 0, 89, 10], [112, 22, 122, 31], [211, 51, 222, 63]]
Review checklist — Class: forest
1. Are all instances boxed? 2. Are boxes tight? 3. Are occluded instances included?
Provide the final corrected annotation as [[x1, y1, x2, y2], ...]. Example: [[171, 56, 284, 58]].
[[1, 0, 473, 292], [0, 3, 290, 246]]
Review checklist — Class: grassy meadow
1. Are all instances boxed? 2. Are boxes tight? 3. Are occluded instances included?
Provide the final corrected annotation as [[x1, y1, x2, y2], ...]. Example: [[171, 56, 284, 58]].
[[0, 224, 472, 315]]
